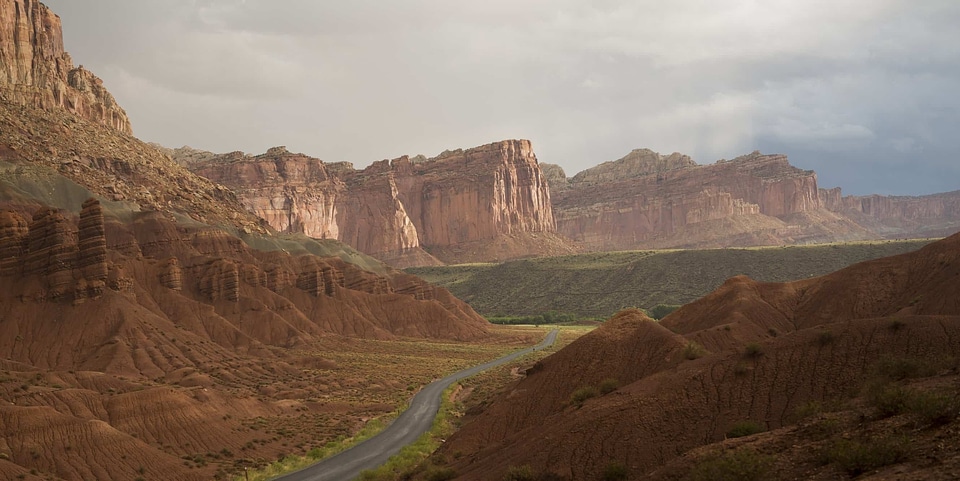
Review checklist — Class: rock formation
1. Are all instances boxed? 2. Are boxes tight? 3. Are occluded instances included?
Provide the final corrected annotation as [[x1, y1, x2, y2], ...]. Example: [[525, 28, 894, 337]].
[[185, 140, 571, 266], [24, 206, 76, 298], [553, 150, 869, 250], [159, 257, 183, 291], [0, 210, 27, 275], [821, 187, 960, 238], [77, 197, 107, 281], [0, 0, 131, 133]]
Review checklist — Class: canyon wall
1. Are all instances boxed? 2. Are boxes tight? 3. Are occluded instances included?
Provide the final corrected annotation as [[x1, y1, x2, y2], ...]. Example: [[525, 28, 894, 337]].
[[186, 140, 567, 266], [0, 0, 131, 134], [820, 187, 960, 238], [553, 150, 834, 250]]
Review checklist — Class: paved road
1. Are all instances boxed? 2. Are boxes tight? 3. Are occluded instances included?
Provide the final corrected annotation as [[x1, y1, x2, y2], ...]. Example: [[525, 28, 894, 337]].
[[276, 329, 559, 481]]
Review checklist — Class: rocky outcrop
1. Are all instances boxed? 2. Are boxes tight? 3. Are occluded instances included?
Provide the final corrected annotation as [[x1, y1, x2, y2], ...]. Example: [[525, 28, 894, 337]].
[[185, 140, 567, 266], [553, 150, 835, 250], [77, 198, 107, 282], [820, 188, 960, 238], [0, 0, 131, 133], [25, 206, 76, 298], [196, 259, 240, 302], [0, 210, 27, 275], [159, 257, 183, 291], [570, 149, 696, 185]]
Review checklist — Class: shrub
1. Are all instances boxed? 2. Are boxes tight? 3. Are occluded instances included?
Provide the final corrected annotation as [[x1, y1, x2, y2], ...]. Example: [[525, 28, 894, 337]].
[[732, 363, 748, 377], [743, 343, 763, 359], [684, 449, 773, 481], [907, 390, 960, 427], [503, 465, 537, 481], [888, 319, 906, 331], [870, 384, 911, 418], [570, 386, 599, 407], [424, 467, 458, 481], [726, 420, 764, 438], [683, 341, 707, 360], [598, 378, 619, 395], [819, 436, 908, 476], [792, 400, 823, 421], [816, 331, 835, 346], [601, 461, 629, 481]]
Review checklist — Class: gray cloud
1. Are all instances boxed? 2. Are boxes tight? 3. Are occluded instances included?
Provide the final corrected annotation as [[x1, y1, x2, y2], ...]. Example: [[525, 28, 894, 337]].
[[45, 0, 960, 195]]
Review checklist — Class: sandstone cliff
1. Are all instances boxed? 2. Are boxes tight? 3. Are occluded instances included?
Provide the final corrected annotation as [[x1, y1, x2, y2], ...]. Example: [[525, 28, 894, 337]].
[[0, 0, 131, 133], [554, 150, 874, 250], [184, 140, 576, 266], [820, 187, 960, 238]]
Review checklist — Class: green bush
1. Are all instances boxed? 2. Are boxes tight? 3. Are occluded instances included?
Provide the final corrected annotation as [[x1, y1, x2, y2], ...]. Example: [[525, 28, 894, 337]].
[[570, 386, 599, 407], [683, 341, 707, 360], [684, 449, 773, 481], [870, 384, 911, 418], [601, 461, 629, 481], [907, 390, 960, 427], [598, 378, 619, 395], [424, 467, 458, 481], [503, 465, 537, 481], [726, 420, 764, 438], [743, 343, 763, 359], [819, 436, 908, 476]]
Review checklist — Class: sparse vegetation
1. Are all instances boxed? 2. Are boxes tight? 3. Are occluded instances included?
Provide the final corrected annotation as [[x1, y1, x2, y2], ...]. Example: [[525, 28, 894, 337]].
[[598, 378, 620, 395], [816, 330, 835, 346], [743, 343, 763, 359], [601, 461, 629, 481], [685, 449, 773, 481], [407, 240, 931, 319], [819, 436, 908, 476], [726, 420, 764, 438], [570, 386, 600, 407], [502, 465, 537, 481], [683, 341, 707, 360], [648, 304, 682, 320]]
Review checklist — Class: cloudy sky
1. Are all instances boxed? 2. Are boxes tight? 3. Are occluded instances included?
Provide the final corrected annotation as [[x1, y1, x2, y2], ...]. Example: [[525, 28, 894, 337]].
[[45, 0, 959, 195]]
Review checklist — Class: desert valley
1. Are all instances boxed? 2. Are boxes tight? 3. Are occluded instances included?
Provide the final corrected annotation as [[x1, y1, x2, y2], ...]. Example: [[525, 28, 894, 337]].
[[1, 1, 959, 480]]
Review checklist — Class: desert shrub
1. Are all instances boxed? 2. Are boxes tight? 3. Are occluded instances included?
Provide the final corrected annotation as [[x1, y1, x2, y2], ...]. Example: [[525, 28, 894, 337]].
[[907, 390, 960, 427], [732, 363, 748, 377], [726, 420, 764, 438], [888, 319, 906, 331], [791, 400, 824, 423], [819, 436, 908, 476], [684, 449, 773, 481], [683, 341, 707, 360], [870, 357, 939, 382], [598, 378, 619, 395], [743, 343, 763, 358], [424, 467, 458, 481], [570, 386, 599, 407], [601, 461, 629, 481], [503, 465, 537, 481], [648, 304, 681, 320], [816, 331, 835, 346], [870, 384, 911, 418]]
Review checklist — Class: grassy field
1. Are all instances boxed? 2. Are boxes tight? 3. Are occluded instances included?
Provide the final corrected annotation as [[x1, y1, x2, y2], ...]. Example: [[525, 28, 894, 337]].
[[407, 240, 934, 319]]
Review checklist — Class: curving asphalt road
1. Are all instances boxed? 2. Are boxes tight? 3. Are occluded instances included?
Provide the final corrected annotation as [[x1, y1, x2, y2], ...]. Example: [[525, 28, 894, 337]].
[[275, 329, 559, 481]]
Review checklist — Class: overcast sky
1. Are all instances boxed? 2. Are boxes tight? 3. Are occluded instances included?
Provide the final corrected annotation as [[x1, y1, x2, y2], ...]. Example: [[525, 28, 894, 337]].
[[45, 0, 959, 195]]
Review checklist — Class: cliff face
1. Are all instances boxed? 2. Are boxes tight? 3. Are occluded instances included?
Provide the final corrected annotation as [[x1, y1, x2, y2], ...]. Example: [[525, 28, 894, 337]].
[[185, 140, 568, 266], [0, 0, 131, 134], [554, 150, 830, 250], [820, 188, 960, 238]]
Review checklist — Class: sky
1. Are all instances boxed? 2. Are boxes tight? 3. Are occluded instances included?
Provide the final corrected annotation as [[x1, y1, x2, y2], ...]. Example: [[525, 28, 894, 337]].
[[45, 0, 960, 196]]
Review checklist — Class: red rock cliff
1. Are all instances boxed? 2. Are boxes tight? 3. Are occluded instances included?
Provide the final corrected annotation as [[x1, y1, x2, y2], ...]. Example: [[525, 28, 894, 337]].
[[820, 187, 960, 238], [554, 150, 829, 250], [0, 0, 131, 134], [185, 140, 563, 266]]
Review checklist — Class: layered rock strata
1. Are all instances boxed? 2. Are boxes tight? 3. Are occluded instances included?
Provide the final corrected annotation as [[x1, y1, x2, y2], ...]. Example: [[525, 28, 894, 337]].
[[186, 140, 563, 266]]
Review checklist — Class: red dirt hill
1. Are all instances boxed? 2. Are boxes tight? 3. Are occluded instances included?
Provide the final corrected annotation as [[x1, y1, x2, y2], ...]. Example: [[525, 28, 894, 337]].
[[431, 232, 960, 480]]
